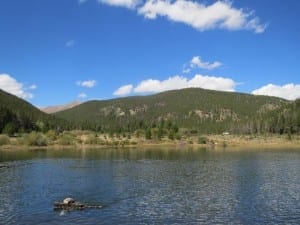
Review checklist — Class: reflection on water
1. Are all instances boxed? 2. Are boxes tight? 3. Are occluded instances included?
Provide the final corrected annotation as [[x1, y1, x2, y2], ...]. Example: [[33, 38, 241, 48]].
[[0, 148, 299, 224]]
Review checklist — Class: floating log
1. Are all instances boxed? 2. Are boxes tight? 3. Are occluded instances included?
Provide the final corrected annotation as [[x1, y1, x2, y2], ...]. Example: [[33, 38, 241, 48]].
[[54, 202, 85, 210], [54, 198, 102, 211]]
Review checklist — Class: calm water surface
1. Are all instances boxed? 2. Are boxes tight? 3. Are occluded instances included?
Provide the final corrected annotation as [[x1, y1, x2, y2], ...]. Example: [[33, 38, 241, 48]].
[[0, 148, 299, 225]]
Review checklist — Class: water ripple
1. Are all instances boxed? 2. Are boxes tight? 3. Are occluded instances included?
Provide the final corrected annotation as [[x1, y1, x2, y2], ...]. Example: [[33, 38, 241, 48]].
[[0, 149, 299, 224]]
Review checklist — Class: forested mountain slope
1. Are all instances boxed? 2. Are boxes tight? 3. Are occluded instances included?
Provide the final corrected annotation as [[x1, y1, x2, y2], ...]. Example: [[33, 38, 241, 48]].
[[55, 88, 299, 134], [0, 89, 69, 134]]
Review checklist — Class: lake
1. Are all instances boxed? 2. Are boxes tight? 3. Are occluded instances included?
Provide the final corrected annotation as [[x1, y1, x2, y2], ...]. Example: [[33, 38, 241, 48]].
[[0, 148, 299, 225]]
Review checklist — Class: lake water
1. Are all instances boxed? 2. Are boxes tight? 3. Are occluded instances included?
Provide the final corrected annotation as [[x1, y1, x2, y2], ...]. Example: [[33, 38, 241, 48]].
[[0, 148, 299, 225]]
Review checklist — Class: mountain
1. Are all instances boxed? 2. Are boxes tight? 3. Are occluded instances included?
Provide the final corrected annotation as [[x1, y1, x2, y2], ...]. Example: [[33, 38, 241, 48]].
[[54, 88, 300, 134], [41, 101, 82, 114], [1, 88, 299, 135], [0, 89, 70, 134]]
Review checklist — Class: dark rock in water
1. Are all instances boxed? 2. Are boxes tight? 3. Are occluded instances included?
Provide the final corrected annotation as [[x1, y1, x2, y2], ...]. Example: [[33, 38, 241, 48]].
[[54, 198, 102, 211]]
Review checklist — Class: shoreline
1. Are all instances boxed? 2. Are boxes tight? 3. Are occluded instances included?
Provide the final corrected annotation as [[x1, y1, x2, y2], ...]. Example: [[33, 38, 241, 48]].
[[1, 134, 300, 151]]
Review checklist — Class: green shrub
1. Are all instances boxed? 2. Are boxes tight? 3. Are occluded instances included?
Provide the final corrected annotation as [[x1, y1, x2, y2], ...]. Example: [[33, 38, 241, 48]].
[[58, 134, 74, 145], [0, 134, 10, 146], [145, 129, 152, 140], [168, 130, 175, 140], [175, 134, 181, 140], [198, 136, 208, 144], [24, 132, 48, 146], [2, 123, 17, 136], [135, 129, 144, 138], [122, 139, 130, 145], [109, 131, 114, 138], [190, 129, 198, 134], [287, 133, 292, 141], [98, 140, 107, 145], [84, 135, 100, 145], [45, 130, 58, 141]]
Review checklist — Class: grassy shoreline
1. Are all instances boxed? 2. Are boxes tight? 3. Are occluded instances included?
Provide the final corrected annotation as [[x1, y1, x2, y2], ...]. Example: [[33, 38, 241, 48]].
[[1, 131, 300, 151]]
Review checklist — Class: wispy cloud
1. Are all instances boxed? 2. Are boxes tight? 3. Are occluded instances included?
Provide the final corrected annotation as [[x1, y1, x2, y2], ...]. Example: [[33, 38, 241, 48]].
[[98, 0, 140, 8], [78, 0, 88, 4], [28, 84, 37, 90], [78, 92, 88, 98], [113, 74, 237, 96], [252, 83, 300, 100], [65, 40, 76, 48], [183, 56, 222, 73], [113, 84, 133, 96], [76, 80, 97, 88], [0, 74, 36, 99]]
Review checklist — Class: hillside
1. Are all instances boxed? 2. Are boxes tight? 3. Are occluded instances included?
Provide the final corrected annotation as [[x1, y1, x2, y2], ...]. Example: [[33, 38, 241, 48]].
[[55, 88, 299, 134], [0, 89, 69, 134]]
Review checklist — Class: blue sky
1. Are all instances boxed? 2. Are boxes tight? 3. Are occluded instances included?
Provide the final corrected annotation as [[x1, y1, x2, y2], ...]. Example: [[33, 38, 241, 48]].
[[0, 0, 300, 107]]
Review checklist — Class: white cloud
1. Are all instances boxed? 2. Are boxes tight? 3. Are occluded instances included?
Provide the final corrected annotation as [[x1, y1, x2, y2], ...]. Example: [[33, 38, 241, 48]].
[[252, 83, 300, 100], [113, 84, 134, 96], [138, 0, 267, 33], [134, 76, 189, 93], [188, 74, 236, 91], [98, 0, 140, 8], [65, 40, 76, 48], [76, 80, 97, 88], [184, 56, 222, 72], [78, 92, 88, 98], [113, 74, 237, 96], [95, 0, 266, 33], [0, 74, 35, 99]]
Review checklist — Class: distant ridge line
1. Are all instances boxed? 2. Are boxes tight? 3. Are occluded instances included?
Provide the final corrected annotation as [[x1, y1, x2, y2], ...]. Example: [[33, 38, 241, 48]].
[[41, 101, 82, 114]]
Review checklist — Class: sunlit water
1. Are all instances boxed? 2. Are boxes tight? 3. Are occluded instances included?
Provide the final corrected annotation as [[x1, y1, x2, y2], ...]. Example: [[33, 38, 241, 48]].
[[0, 148, 299, 225]]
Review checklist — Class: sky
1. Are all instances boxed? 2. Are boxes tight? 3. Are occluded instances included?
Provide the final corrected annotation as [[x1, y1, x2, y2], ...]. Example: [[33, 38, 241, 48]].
[[0, 0, 300, 107]]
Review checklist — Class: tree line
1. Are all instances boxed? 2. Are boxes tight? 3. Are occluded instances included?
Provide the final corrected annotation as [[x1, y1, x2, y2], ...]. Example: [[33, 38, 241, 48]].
[[1, 99, 299, 137]]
